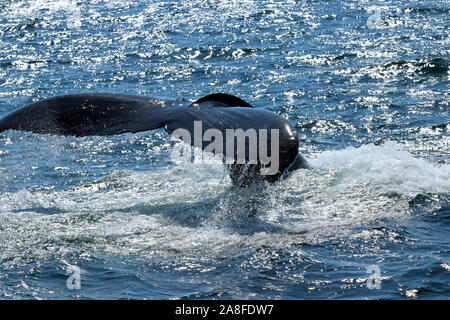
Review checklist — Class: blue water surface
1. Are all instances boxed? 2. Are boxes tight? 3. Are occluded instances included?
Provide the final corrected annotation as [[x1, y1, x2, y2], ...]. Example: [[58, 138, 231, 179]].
[[0, 0, 449, 299]]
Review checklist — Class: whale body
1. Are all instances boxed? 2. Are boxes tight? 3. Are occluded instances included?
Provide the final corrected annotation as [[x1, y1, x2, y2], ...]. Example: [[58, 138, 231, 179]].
[[0, 93, 309, 186]]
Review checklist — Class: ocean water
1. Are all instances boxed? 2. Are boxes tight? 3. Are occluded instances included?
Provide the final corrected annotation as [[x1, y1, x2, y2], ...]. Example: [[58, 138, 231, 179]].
[[0, 0, 449, 299]]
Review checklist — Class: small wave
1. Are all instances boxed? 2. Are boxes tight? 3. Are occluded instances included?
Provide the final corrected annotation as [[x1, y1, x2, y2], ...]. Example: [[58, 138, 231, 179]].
[[342, 57, 449, 83], [405, 7, 450, 14], [383, 57, 449, 76]]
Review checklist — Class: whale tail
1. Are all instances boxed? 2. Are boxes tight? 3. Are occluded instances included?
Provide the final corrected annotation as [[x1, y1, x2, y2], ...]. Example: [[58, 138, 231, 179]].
[[0, 93, 306, 186], [0, 93, 187, 136]]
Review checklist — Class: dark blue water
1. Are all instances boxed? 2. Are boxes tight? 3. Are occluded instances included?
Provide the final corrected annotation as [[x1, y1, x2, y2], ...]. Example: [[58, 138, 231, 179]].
[[0, 0, 449, 299]]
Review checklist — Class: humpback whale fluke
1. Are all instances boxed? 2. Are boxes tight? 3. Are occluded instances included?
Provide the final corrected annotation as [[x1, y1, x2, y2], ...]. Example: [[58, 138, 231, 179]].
[[0, 93, 309, 186]]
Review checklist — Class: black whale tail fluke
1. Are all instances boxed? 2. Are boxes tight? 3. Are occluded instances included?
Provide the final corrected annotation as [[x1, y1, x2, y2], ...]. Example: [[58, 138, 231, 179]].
[[0, 93, 254, 137], [0, 92, 308, 186], [0, 93, 187, 137]]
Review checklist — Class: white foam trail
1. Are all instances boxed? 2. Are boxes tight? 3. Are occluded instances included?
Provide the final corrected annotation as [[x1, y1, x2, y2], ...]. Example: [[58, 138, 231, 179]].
[[310, 142, 450, 195], [258, 142, 449, 234]]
